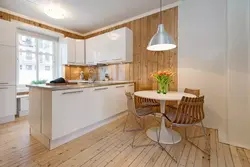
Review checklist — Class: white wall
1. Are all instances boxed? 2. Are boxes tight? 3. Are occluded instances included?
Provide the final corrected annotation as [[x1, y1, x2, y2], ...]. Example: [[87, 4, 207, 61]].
[[227, 0, 250, 149], [179, 0, 250, 148], [178, 0, 228, 142]]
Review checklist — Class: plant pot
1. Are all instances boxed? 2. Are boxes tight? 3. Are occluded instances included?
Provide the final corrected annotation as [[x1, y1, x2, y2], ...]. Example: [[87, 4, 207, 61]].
[[157, 83, 169, 94]]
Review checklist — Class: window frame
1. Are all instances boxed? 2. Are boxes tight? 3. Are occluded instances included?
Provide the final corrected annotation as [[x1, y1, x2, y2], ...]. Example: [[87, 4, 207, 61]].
[[16, 30, 58, 86]]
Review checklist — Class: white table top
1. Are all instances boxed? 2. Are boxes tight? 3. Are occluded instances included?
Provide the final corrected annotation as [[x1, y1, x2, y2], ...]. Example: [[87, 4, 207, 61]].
[[134, 91, 196, 101]]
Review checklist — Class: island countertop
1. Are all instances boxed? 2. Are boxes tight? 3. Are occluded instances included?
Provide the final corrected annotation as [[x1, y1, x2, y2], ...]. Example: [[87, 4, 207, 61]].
[[26, 81, 135, 91]]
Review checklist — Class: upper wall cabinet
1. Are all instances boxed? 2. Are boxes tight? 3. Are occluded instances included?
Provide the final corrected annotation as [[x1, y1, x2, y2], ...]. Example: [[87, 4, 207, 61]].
[[86, 27, 133, 65], [0, 20, 16, 47], [60, 38, 85, 65], [75, 40, 85, 64]]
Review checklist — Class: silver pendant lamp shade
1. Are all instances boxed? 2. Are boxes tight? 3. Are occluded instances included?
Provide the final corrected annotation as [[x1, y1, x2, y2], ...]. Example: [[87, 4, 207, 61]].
[[147, 0, 176, 51]]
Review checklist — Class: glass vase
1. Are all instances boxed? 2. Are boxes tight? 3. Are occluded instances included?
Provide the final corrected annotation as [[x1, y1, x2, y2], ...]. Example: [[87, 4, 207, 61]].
[[157, 83, 169, 94]]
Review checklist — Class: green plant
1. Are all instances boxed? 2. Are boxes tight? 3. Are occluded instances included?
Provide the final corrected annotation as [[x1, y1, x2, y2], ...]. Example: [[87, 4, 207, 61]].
[[150, 69, 174, 94], [31, 80, 47, 84]]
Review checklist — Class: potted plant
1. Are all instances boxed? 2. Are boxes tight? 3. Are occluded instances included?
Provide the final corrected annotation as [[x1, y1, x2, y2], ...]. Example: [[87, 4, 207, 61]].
[[150, 69, 174, 94]]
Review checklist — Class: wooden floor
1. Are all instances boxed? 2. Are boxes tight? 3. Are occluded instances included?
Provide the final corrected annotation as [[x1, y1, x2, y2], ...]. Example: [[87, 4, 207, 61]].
[[0, 116, 250, 167]]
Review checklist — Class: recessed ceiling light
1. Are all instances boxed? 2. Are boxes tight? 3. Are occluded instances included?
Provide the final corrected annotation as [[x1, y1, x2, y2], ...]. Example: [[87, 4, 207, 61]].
[[44, 4, 66, 19]]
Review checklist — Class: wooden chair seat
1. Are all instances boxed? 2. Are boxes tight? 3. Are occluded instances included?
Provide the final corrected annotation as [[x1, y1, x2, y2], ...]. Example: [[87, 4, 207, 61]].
[[136, 107, 154, 117]]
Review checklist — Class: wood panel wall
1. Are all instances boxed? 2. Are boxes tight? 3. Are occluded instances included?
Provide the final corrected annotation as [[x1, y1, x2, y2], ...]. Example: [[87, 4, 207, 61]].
[[85, 7, 178, 91], [0, 11, 84, 39]]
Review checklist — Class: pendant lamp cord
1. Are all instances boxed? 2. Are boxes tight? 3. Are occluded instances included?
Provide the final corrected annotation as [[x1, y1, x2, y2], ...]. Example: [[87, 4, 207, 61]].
[[160, 0, 162, 24]]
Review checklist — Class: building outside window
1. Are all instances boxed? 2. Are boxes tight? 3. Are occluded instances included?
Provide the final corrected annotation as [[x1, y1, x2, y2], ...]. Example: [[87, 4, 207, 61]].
[[17, 32, 58, 85]]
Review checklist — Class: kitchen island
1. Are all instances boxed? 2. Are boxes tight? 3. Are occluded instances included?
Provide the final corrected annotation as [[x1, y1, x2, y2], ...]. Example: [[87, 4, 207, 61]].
[[27, 82, 134, 150]]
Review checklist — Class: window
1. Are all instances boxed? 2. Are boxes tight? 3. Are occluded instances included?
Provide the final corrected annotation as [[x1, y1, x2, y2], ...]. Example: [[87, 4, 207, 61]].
[[17, 33, 57, 85]]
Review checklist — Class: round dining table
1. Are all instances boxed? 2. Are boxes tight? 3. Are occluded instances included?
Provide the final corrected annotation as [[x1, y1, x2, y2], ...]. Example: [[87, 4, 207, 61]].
[[134, 91, 196, 144]]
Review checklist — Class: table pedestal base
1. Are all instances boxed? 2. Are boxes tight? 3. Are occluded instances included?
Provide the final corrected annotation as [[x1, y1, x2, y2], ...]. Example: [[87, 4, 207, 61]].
[[146, 127, 182, 144]]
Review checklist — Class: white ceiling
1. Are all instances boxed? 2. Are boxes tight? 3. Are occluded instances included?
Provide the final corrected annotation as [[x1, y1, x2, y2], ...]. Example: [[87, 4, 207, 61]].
[[0, 0, 177, 34]]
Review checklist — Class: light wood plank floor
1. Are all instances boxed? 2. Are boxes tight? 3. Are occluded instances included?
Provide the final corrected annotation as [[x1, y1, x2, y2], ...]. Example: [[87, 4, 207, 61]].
[[0, 115, 250, 167]]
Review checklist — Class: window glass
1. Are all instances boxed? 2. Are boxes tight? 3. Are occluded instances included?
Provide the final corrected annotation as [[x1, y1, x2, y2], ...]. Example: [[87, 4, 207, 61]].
[[17, 34, 56, 85], [38, 39, 53, 54], [38, 54, 53, 81], [18, 52, 37, 84], [18, 35, 36, 52]]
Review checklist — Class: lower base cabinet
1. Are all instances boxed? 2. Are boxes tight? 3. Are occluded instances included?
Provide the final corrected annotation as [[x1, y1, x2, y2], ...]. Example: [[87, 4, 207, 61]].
[[0, 86, 16, 124], [49, 84, 134, 140]]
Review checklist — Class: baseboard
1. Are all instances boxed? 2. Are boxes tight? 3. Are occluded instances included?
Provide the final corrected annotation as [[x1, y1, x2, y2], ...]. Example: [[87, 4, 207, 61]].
[[224, 142, 250, 150], [0, 115, 15, 124], [18, 110, 29, 117]]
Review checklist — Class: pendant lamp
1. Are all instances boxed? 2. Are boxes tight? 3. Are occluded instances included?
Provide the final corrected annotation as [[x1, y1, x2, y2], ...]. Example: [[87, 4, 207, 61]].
[[147, 0, 176, 51]]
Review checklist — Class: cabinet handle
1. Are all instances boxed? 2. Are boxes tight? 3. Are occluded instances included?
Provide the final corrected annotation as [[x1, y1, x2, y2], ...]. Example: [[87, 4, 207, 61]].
[[128, 84, 134, 87], [0, 87, 8, 90], [98, 60, 107, 62], [116, 86, 125, 88], [112, 58, 122, 60], [94, 87, 108, 91], [0, 83, 8, 84], [62, 90, 83, 95]]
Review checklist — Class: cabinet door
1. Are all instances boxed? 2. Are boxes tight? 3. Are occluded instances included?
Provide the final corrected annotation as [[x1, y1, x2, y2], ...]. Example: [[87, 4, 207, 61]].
[[52, 89, 88, 139], [97, 34, 109, 63], [109, 85, 127, 115], [0, 20, 16, 47], [86, 38, 98, 65], [90, 87, 112, 120], [75, 40, 85, 64], [0, 46, 16, 86], [108, 29, 126, 62], [20, 97, 29, 111], [67, 38, 76, 63], [0, 86, 16, 118]]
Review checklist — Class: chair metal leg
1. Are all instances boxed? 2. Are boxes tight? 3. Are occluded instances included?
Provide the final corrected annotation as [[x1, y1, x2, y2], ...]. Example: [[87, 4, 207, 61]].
[[201, 121, 211, 154], [184, 127, 188, 139], [185, 124, 210, 156], [156, 119, 177, 163], [123, 111, 129, 132], [124, 113, 156, 148]]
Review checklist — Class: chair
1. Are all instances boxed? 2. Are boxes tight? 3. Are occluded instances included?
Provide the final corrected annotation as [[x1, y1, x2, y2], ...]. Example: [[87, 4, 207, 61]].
[[184, 88, 200, 97], [136, 85, 160, 108], [167, 88, 200, 110], [162, 96, 210, 162], [123, 92, 157, 148]]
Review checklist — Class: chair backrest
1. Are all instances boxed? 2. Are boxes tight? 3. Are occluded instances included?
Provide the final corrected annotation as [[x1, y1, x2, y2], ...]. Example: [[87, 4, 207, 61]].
[[173, 96, 205, 125], [184, 88, 200, 97], [125, 92, 137, 116], [137, 85, 158, 105]]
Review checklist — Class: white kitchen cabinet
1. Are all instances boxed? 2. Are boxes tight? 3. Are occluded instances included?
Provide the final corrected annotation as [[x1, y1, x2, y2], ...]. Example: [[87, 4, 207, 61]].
[[0, 19, 16, 47], [52, 88, 88, 139], [106, 28, 133, 63], [17, 96, 29, 117], [0, 86, 16, 118], [85, 37, 98, 65], [61, 38, 86, 65], [0, 45, 16, 86], [28, 83, 134, 149], [86, 27, 133, 64], [90, 87, 112, 120], [75, 40, 85, 64], [110, 85, 127, 115]]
